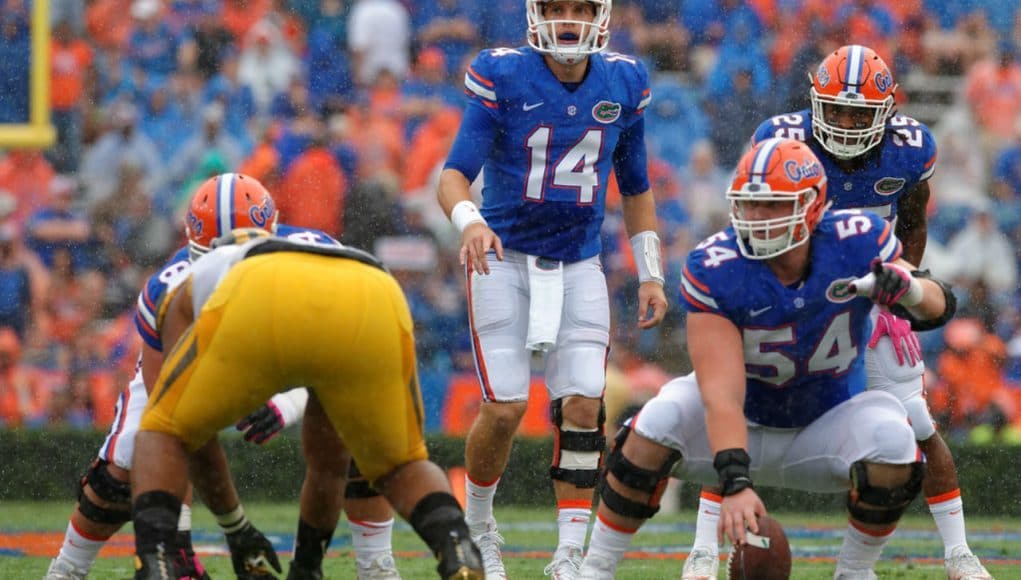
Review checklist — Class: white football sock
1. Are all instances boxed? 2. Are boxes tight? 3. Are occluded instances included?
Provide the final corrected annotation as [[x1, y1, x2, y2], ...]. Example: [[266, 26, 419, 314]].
[[56, 521, 107, 572], [585, 512, 635, 563], [693, 492, 722, 553], [349, 518, 394, 567], [836, 520, 894, 571], [927, 490, 969, 557], [465, 475, 499, 526], [556, 505, 591, 550]]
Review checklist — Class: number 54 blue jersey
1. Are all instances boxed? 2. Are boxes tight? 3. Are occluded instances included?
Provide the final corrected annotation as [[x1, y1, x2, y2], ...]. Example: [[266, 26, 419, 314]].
[[444, 47, 651, 263], [680, 211, 902, 428]]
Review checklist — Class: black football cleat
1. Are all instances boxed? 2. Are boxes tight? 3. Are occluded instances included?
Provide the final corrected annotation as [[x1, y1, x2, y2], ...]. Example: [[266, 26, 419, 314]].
[[436, 530, 485, 580], [134, 548, 182, 580], [226, 522, 284, 580], [285, 561, 324, 580]]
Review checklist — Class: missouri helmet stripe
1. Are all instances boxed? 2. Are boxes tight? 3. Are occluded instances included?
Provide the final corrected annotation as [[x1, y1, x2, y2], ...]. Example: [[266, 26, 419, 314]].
[[216, 173, 236, 237]]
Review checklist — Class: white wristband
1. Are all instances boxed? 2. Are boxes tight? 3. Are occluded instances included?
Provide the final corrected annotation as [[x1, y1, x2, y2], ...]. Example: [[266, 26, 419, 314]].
[[630, 230, 665, 285], [450, 200, 487, 233], [900, 275, 925, 308], [270, 388, 309, 427]]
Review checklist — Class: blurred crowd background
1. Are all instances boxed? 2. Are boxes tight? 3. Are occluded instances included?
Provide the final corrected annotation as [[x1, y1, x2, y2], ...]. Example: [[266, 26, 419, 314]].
[[0, 0, 1020, 445]]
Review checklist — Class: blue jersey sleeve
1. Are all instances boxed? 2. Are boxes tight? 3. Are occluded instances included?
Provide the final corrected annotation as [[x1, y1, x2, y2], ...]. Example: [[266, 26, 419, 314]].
[[134, 248, 191, 351], [610, 52, 652, 195], [679, 231, 737, 316], [444, 103, 497, 182], [614, 117, 650, 195], [462, 49, 504, 119], [443, 49, 506, 181]]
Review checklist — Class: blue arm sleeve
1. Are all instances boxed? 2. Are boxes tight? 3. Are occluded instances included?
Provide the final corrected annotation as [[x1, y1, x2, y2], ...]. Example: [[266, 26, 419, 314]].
[[443, 103, 497, 182], [614, 117, 651, 195]]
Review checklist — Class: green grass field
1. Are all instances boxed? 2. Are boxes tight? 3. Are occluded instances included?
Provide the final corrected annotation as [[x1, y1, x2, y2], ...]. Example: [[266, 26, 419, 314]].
[[2, 501, 1018, 578]]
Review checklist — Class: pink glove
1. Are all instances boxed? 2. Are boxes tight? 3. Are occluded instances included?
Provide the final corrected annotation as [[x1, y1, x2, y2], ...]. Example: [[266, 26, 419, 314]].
[[869, 309, 922, 367], [850, 258, 924, 308], [236, 400, 285, 444]]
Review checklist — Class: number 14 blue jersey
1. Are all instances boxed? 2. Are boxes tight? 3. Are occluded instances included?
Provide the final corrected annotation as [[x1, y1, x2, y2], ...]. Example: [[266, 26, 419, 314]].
[[680, 211, 902, 428], [444, 47, 651, 263]]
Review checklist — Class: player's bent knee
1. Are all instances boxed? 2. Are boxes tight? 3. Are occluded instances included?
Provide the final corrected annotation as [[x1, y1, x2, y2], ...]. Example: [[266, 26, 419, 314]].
[[549, 399, 606, 488], [78, 459, 132, 525], [599, 426, 680, 519], [847, 460, 925, 525]]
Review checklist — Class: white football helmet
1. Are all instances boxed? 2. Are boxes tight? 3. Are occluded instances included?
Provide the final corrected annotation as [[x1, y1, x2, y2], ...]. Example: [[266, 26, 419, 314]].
[[527, 0, 611, 65]]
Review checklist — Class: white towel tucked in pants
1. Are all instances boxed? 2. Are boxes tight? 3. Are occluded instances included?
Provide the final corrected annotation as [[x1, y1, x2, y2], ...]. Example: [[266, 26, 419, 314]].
[[525, 255, 564, 352]]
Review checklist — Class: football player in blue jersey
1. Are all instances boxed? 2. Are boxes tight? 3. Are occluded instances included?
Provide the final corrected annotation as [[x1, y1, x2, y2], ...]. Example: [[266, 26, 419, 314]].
[[46, 174, 403, 580], [683, 45, 990, 580], [436, 1, 668, 577], [577, 138, 958, 579]]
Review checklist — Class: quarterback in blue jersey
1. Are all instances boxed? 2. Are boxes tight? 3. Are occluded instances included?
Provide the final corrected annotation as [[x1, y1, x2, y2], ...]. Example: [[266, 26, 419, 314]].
[[436, 1, 668, 577], [682, 45, 990, 579], [579, 139, 958, 579]]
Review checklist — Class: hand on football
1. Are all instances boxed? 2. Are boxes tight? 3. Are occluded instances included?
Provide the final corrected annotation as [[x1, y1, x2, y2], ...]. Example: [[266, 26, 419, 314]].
[[718, 488, 766, 547], [236, 402, 285, 445], [225, 522, 282, 579], [869, 309, 922, 366], [459, 222, 504, 275]]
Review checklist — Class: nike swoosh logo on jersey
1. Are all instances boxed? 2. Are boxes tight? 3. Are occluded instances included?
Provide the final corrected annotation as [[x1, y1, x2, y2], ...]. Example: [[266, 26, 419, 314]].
[[750, 306, 772, 317], [523, 101, 544, 111]]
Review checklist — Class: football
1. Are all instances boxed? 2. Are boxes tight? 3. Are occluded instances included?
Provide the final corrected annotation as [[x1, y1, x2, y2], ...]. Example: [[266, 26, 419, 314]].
[[726, 514, 792, 580]]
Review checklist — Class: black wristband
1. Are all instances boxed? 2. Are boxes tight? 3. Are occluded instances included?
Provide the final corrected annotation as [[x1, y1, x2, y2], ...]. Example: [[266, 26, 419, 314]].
[[713, 448, 753, 497]]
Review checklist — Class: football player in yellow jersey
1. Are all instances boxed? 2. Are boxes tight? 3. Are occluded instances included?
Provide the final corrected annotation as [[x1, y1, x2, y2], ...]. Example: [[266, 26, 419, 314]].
[[130, 229, 483, 580]]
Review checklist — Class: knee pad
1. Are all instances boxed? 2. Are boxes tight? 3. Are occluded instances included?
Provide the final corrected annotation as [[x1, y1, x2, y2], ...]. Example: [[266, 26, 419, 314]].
[[847, 460, 925, 525], [549, 399, 606, 488], [345, 460, 381, 499], [78, 459, 132, 525], [598, 426, 681, 520], [902, 396, 937, 441]]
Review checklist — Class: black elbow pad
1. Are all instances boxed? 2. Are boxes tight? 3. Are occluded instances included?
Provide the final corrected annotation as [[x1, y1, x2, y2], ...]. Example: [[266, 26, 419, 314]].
[[889, 269, 956, 331]]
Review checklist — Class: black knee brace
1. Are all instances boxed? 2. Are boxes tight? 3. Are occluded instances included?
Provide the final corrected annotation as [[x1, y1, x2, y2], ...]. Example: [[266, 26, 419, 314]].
[[598, 426, 681, 520], [78, 459, 132, 525], [847, 460, 926, 525], [344, 460, 381, 499], [549, 399, 607, 488]]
